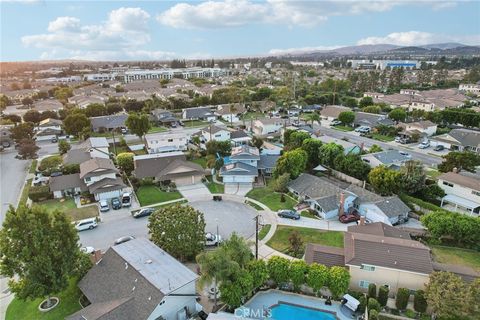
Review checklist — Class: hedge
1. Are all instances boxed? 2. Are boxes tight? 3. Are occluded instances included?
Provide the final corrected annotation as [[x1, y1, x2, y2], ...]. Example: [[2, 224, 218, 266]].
[[399, 193, 446, 213], [395, 288, 410, 311], [28, 185, 52, 202]]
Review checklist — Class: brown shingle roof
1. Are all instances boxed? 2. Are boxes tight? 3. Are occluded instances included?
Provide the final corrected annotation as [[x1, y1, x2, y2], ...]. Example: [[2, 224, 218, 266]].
[[347, 222, 411, 239], [88, 177, 126, 194], [304, 243, 345, 267], [133, 153, 186, 179], [438, 171, 480, 192], [80, 158, 117, 179], [320, 105, 350, 118], [49, 173, 87, 192]]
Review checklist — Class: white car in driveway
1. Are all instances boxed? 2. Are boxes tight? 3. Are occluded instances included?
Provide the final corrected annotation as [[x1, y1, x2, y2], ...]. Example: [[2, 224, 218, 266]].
[[74, 218, 98, 231], [80, 246, 95, 254], [205, 232, 222, 246], [418, 141, 430, 149]]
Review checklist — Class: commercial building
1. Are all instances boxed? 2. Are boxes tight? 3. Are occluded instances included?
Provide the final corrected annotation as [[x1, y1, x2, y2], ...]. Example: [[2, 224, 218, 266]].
[[124, 68, 229, 83], [348, 60, 421, 70]]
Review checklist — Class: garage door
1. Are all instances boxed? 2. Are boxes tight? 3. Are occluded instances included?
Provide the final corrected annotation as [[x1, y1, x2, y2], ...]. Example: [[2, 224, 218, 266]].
[[96, 190, 122, 201], [174, 175, 196, 186]]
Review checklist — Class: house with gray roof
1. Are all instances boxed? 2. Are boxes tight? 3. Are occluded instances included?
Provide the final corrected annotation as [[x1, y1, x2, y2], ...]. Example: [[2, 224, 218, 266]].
[[67, 238, 199, 320], [361, 150, 411, 169], [64, 137, 110, 165], [151, 108, 178, 127], [182, 106, 216, 121], [353, 112, 394, 128], [304, 222, 433, 296], [431, 128, 480, 154], [90, 114, 128, 132], [49, 174, 87, 198]]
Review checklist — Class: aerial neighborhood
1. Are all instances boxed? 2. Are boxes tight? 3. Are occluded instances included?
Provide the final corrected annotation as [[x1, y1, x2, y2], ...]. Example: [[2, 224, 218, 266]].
[[1, 3, 480, 319]]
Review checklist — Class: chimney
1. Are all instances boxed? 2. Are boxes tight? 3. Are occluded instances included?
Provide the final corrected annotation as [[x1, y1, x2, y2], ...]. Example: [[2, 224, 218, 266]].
[[452, 167, 459, 173], [338, 192, 345, 217], [359, 216, 366, 226]]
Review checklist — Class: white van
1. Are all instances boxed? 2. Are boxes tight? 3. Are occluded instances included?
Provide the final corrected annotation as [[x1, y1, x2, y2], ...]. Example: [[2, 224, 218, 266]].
[[74, 218, 98, 231], [121, 193, 131, 207]]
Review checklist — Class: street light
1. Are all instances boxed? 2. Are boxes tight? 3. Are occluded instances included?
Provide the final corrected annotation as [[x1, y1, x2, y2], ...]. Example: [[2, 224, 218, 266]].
[[254, 215, 265, 260]]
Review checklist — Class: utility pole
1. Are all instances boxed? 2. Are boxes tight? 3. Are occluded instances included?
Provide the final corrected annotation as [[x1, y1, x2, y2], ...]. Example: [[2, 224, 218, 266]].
[[112, 129, 117, 155], [255, 215, 259, 260]]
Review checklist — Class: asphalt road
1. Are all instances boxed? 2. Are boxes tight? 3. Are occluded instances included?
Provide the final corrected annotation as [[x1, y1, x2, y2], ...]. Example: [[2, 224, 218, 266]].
[[314, 124, 444, 167]]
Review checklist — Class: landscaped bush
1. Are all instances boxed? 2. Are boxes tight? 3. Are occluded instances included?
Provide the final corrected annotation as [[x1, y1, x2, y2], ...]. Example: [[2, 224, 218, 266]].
[[38, 155, 63, 175], [28, 185, 52, 202], [62, 163, 80, 174], [369, 309, 379, 320], [400, 193, 444, 213], [140, 177, 154, 186], [413, 290, 427, 313], [368, 283, 377, 299], [395, 288, 410, 311], [357, 295, 367, 313], [378, 285, 389, 306], [368, 298, 381, 312]]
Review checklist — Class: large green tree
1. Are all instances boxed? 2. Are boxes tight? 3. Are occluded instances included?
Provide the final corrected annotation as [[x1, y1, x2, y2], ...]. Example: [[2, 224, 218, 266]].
[[319, 142, 344, 168], [10, 122, 35, 142], [85, 103, 107, 118], [438, 151, 480, 173], [368, 166, 402, 196], [399, 160, 426, 194], [116, 152, 135, 176], [0, 206, 80, 307], [301, 138, 323, 168], [388, 108, 407, 122], [23, 109, 42, 124], [289, 260, 308, 291], [306, 263, 330, 295], [149, 204, 205, 261], [267, 256, 290, 286], [125, 113, 151, 141], [63, 113, 91, 137], [328, 266, 350, 298], [273, 149, 307, 179], [285, 131, 311, 150], [338, 111, 355, 126]]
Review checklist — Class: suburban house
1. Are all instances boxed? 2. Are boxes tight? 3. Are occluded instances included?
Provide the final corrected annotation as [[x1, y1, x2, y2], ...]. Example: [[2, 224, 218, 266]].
[[459, 83, 480, 95], [49, 173, 87, 198], [63, 137, 110, 165], [252, 118, 286, 136], [220, 145, 279, 193], [431, 128, 480, 153], [79, 157, 126, 200], [315, 135, 362, 155], [230, 130, 252, 146], [198, 125, 231, 143], [33, 99, 64, 112], [215, 103, 246, 122], [304, 222, 433, 296], [145, 132, 188, 154], [397, 120, 437, 139], [288, 174, 410, 225], [301, 104, 321, 113], [151, 108, 178, 127], [68, 95, 107, 109], [320, 105, 350, 122], [0, 124, 13, 145], [67, 238, 200, 320], [437, 169, 480, 215], [353, 112, 394, 128], [133, 152, 205, 186], [361, 150, 412, 169], [90, 114, 128, 132], [182, 106, 216, 121], [35, 118, 62, 141]]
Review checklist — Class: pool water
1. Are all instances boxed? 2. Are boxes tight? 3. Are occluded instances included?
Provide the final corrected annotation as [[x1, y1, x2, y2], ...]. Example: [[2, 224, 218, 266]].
[[270, 303, 337, 320]]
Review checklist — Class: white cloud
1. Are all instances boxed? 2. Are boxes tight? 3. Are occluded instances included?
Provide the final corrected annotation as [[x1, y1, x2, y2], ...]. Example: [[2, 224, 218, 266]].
[[21, 7, 169, 60], [357, 31, 480, 46], [268, 45, 343, 55], [157, 0, 455, 29]]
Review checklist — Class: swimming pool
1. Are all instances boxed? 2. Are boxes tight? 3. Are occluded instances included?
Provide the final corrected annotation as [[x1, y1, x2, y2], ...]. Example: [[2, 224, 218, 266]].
[[270, 302, 337, 320]]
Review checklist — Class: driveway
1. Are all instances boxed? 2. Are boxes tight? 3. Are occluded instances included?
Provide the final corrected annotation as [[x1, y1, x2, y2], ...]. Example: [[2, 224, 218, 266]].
[[190, 200, 257, 239], [177, 183, 211, 200], [277, 215, 350, 231]]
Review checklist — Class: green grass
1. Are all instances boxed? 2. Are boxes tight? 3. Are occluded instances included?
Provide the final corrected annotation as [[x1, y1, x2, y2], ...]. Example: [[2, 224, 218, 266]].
[[191, 158, 207, 168], [29, 159, 38, 174], [259, 224, 271, 240], [301, 210, 318, 219], [332, 125, 354, 132], [136, 185, 182, 206], [19, 178, 33, 207], [6, 278, 82, 320], [148, 126, 168, 133], [245, 200, 264, 211], [267, 226, 344, 256], [131, 199, 188, 214], [426, 169, 442, 179], [35, 199, 98, 221], [371, 133, 395, 142], [241, 112, 265, 120], [183, 120, 209, 127], [109, 145, 130, 154], [431, 245, 480, 272], [246, 187, 297, 211], [206, 181, 224, 194]]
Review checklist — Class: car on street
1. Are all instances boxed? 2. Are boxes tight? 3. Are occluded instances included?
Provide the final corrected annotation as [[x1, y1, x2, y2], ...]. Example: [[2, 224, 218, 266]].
[[99, 200, 110, 212], [80, 246, 95, 254], [394, 136, 410, 144], [111, 197, 122, 210], [132, 207, 154, 218], [355, 126, 371, 134], [120, 128, 128, 134], [433, 145, 445, 151], [330, 120, 342, 126], [277, 210, 300, 220], [121, 193, 132, 207], [205, 232, 222, 246], [339, 212, 360, 223], [399, 150, 412, 158], [418, 141, 430, 149], [51, 137, 58, 143], [74, 218, 98, 231], [114, 235, 135, 245]]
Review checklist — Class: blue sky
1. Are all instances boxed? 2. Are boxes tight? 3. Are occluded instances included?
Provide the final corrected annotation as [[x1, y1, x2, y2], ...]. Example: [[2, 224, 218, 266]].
[[1, 0, 479, 61]]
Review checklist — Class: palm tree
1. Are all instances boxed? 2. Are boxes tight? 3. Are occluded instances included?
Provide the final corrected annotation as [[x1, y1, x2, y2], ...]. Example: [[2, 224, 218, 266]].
[[305, 112, 320, 126]]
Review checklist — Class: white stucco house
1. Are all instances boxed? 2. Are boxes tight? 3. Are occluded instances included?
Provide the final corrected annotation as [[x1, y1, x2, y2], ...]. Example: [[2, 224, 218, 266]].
[[35, 118, 63, 141], [252, 118, 285, 136], [145, 132, 188, 154], [438, 170, 480, 215]]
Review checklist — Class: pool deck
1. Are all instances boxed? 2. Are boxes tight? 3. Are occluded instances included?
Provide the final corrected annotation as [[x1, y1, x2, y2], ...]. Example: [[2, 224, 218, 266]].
[[240, 290, 356, 320]]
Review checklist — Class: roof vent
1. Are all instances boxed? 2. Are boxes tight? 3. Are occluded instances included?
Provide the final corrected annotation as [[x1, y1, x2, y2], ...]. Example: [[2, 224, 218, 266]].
[[394, 261, 397, 265], [125, 263, 128, 270], [145, 259, 153, 264], [148, 296, 152, 301], [134, 278, 138, 283], [132, 286, 136, 292]]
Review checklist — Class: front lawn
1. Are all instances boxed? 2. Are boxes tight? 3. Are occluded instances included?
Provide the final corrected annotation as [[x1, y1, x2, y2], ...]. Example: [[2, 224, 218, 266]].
[[29, 159, 38, 174], [148, 126, 168, 134], [19, 178, 33, 207], [301, 210, 318, 219], [206, 181, 224, 194], [6, 278, 82, 320], [267, 226, 344, 257], [241, 112, 264, 120], [371, 133, 395, 142], [332, 125, 354, 132], [431, 245, 480, 272], [426, 169, 442, 179], [245, 200, 264, 211], [136, 185, 182, 206], [131, 199, 188, 214], [246, 187, 296, 211], [190, 158, 207, 169], [35, 199, 98, 221], [183, 120, 209, 128]]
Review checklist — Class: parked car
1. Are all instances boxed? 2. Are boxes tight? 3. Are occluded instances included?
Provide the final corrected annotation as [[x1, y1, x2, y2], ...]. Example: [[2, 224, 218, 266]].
[[51, 137, 58, 143], [99, 200, 110, 212], [418, 141, 430, 149], [277, 210, 300, 220], [433, 145, 445, 151], [120, 128, 128, 134], [50, 171, 63, 177], [399, 150, 412, 158], [121, 193, 132, 207], [114, 235, 135, 245], [111, 197, 122, 210], [80, 246, 95, 254], [132, 207, 154, 218], [394, 136, 409, 144], [339, 212, 360, 224], [74, 218, 98, 231], [355, 126, 371, 133], [330, 120, 342, 126], [205, 232, 222, 246], [2, 141, 11, 148]]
